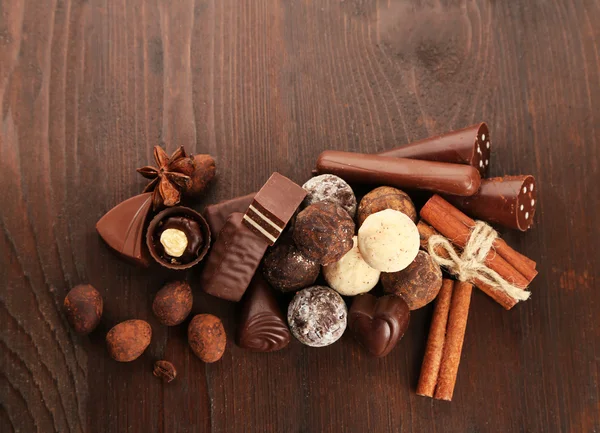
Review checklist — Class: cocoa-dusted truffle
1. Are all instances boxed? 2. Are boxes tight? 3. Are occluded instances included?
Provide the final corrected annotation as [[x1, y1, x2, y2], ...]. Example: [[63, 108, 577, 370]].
[[262, 236, 320, 292], [106, 320, 152, 362], [293, 201, 355, 265], [63, 284, 103, 335], [152, 281, 193, 326], [381, 250, 443, 310], [302, 174, 357, 217], [188, 314, 226, 363], [357, 186, 417, 226], [287, 286, 347, 347]]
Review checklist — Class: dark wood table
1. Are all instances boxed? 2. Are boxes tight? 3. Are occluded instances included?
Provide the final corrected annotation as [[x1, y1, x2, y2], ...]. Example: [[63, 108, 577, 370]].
[[1, 1, 599, 432]]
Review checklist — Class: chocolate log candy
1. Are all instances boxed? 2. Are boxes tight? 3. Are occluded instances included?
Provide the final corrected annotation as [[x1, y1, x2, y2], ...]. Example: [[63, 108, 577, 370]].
[[203, 192, 255, 237], [243, 173, 307, 245], [348, 294, 410, 358], [200, 213, 270, 302], [96, 193, 153, 267], [378, 123, 491, 177], [237, 274, 291, 352], [445, 175, 537, 231], [315, 151, 481, 197]]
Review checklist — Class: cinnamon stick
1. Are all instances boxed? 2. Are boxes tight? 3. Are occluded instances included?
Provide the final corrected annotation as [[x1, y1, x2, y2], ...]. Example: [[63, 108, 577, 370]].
[[417, 221, 518, 310], [434, 281, 472, 401], [417, 279, 454, 397], [420, 195, 536, 287]]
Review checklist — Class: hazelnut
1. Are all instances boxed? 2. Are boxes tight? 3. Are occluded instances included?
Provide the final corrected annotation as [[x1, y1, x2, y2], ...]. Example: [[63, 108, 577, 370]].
[[106, 320, 152, 362], [262, 236, 320, 292], [188, 314, 226, 363], [184, 154, 216, 198], [293, 201, 355, 265], [63, 284, 103, 335], [152, 281, 193, 326], [357, 186, 417, 226], [381, 251, 443, 310]]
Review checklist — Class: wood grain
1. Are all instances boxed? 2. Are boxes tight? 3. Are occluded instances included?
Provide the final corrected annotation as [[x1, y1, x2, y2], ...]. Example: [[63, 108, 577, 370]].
[[1, 0, 599, 432]]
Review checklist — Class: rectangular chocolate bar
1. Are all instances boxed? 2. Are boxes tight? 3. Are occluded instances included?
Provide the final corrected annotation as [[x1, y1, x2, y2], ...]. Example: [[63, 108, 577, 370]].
[[378, 123, 490, 177], [201, 213, 269, 302], [242, 173, 307, 245], [203, 192, 255, 238], [444, 175, 537, 231], [315, 150, 481, 196]]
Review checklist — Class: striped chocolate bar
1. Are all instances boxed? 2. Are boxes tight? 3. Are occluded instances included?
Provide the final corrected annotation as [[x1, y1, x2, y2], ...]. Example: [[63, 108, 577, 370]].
[[242, 173, 306, 245]]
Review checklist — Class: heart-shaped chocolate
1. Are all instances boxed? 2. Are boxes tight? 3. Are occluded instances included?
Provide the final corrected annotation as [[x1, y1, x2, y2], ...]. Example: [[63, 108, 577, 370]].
[[348, 293, 410, 357]]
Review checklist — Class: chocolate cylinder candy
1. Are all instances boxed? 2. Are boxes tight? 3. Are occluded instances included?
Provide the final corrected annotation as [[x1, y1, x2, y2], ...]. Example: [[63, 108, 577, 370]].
[[445, 175, 537, 231], [316, 151, 481, 197], [378, 123, 491, 177], [96, 193, 153, 267], [203, 193, 255, 237], [237, 274, 291, 352], [200, 213, 270, 302], [243, 173, 307, 245]]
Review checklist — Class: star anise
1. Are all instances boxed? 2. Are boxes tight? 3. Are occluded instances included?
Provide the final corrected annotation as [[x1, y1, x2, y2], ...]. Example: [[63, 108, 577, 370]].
[[137, 146, 194, 210]]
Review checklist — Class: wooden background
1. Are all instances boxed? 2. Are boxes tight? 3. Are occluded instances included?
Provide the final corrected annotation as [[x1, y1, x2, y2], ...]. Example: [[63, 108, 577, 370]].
[[1, 0, 599, 432]]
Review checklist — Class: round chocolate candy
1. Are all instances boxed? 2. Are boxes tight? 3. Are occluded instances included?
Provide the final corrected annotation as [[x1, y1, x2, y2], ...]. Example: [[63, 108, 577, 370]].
[[287, 286, 347, 347], [262, 237, 320, 293], [357, 209, 420, 272], [357, 186, 417, 226], [302, 174, 357, 217], [322, 236, 380, 296]]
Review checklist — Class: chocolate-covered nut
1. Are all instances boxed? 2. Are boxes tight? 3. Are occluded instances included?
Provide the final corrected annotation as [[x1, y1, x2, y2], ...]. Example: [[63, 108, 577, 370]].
[[262, 237, 320, 292], [63, 284, 103, 335], [381, 251, 443, 310], [302, 174, 357, 217], [357, 186, 417, 226], [349, 294, 410, 357], [106, 320, 152, 362], [188, 314, 226, 363], [322, 236, 380, 296], [184, 154, 216, 199], [293, 202, 355, 266], [147, 206, 211, 270], [287, 286, 347, 347], [152, 281, 193, 326], [357, 209, 420, 272]]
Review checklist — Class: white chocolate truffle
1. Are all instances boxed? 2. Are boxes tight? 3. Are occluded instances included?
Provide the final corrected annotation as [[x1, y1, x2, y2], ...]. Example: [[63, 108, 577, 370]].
[[323, 237, 380, 296], [357, 209, 420, 272], [160, 228, 188, 257]]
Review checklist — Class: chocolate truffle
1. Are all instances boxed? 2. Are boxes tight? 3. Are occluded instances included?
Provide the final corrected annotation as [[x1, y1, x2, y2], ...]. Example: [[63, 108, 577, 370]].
[[287, 286, 347, 347], [302, 174, 357, 217], [357, 209, 420, 272], [357, 186, 417, 226], [63, 284, 103, 335], [293, 201, 355, 265], [262, 237, 320, 292], [147, 206, 211, 270], [381, 250, 443, 310], [188, 314, 227, 363], [322, 236, 380, 296], [106, 320, 152, 362], [152, 281, 193, 326]]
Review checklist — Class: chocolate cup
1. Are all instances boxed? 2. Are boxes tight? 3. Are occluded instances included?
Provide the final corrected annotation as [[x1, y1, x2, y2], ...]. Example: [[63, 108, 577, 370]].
[[146, 206, 211, 270]]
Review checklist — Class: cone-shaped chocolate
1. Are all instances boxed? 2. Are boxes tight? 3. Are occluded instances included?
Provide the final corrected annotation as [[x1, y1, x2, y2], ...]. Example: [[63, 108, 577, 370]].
[[445, 175, 536, 231], [96, 193, 153, 267], [237, 274, 291, 352], [315, 151, 481, 197], [378, 123, 490, 177]]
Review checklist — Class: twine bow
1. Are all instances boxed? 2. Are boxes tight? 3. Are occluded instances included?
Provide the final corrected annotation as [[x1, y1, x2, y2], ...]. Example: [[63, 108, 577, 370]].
[[427, 221, 530, 302]]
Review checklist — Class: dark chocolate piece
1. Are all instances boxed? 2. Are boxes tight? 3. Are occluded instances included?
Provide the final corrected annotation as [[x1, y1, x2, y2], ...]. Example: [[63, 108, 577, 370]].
[[445, 175, 536, 231], [146, 206, 211, 270], [242, 173, 307, 245], [237, 274, 291, 352], [348, 293, 410, 358], [316, 151, 481, 197], [203, 193, 255, 237], [378, 123, 491, 177], [96, 193, 153, 267], [201, 213, 270, 302]]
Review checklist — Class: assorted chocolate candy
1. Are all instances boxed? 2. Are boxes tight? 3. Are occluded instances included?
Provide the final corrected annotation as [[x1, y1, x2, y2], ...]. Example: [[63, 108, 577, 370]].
[[77, 124, 537, 399]]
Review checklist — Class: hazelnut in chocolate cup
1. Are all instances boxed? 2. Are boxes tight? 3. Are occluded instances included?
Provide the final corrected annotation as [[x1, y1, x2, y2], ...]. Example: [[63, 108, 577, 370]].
[[146, 206, 211, 270]]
